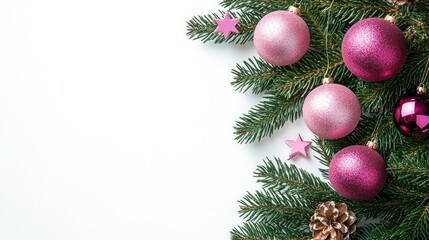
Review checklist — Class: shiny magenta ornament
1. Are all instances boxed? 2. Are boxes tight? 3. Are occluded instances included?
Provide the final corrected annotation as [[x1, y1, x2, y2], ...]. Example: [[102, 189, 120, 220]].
[[341, 17, 407, 82], [253, 7, 310, 66], [393, 88, 429, 139], [302, 80, 361, 139], [329, 144, 387, 201]]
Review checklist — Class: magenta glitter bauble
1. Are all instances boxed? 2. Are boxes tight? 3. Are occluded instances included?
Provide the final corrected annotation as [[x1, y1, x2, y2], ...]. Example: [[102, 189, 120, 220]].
[[341, 18, 407, 82], [329, 145, 387, 201], [302, 84, 361, 139], [393, 93, 429, 139], [253, 10, 310, 66]]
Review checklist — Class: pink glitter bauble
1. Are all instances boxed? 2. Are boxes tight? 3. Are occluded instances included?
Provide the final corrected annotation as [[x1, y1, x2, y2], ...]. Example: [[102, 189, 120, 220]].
[[302, 84, 361, 139], [341, 18, 407, 82], [254, 10, 310, 66], [329, 145, 387, 201]]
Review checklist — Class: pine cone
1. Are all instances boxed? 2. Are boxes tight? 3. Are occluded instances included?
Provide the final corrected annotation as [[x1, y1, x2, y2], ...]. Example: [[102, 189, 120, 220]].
[[309, 201, 356, 240]]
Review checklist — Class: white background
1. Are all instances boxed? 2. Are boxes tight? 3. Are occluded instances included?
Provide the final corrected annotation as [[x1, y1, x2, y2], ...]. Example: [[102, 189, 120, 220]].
[[0, 1, 322, 239]]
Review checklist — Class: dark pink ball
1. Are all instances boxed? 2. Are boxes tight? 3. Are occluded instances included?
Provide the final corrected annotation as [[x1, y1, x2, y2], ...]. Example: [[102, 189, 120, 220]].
[[329, 145, 387, 201], [393, 93, 429, 139], [254, 10, 310, 66], [341, 18, 407, 82]]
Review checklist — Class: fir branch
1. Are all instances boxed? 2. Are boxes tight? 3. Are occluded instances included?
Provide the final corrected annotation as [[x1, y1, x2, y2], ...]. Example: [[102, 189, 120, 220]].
[[307, 0, 401, 24], [312, 137, 333, 180], [388, 154, 429, 191], [221, 0, 291, 13], [186, 11, 255, 44], [231, 57, 282, 94], [238, 190, 313, 224], [275, 58, 348, 97], [234, 92, 303, 144], [353, 223, 396, 240], [396, 140, 429, 160], [391, 200, 429, 240], [254, 158, 335, 202], [231, 222, 308, 240]]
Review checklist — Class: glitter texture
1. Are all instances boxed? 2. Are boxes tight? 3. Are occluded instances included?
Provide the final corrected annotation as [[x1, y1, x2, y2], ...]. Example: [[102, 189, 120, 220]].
[[329, 145, 387, 201], [302, 84, 361, 139], [393, 93, 429, 139], [254, 10, 310, 66], [341, 18, 407, 82]]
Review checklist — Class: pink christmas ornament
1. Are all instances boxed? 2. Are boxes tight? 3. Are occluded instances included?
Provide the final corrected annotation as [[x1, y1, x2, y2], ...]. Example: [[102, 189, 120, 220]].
[[393, 91, 429, 139], [253, 8, 310, 66], [329, 145, 387, 201], [341, 17, 407, 82], [302, 83, 361, 139]]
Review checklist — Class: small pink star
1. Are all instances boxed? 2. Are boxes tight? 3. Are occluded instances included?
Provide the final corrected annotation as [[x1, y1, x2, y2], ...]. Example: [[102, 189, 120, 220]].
[[214, 11, 240, 39], [285, 134, 312, 160]]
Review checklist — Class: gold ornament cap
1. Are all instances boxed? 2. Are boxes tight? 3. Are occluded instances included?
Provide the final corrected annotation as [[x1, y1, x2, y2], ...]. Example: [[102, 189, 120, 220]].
[[417, 84, 427, 95], [322, 76, 334, 84], [392, 0, 415, 6], [385, 15, 398, 25], [366, 140, 378, 150], [288, 6, 301, 16]]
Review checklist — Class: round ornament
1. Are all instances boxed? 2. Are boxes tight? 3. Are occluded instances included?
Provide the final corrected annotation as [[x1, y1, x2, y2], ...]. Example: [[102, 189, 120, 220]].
[[393, 88, 429, 139], [329, 144, 387, 201], [253, 7, 310, 66], [302, 82, 361, 139], [341, 17, 407, 82]]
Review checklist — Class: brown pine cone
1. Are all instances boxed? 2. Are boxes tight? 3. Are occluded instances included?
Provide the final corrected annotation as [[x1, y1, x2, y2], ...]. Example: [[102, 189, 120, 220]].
[[309, 201, 356, 240]]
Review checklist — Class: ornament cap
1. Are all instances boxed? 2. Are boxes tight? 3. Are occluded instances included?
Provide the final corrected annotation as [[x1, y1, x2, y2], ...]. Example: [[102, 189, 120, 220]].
[[366, 141, 378, 150], [417, 84, 427, 95], [288, 6, 301, 16], [322, 76, 334, 84], [385, 15, 398, 25], [392, 0, 415, 7]]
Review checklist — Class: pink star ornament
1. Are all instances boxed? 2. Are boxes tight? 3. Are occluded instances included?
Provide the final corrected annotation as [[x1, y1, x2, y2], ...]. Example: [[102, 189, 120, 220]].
[[285, 134, 312, 160], [214, 11, 240, 39]]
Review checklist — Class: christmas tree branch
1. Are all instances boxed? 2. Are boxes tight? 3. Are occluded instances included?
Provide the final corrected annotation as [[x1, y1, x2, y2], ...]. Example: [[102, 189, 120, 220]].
[[254, 158, 334, 201], [391, 201, 429, 239], [234, 92, 303, 144], [231, 222, 308, 240], [186, 11, 255, 44], [312, 138, 333, 179], [221, 0, 291, 13], [238, 190, 313, 223], [231, 57, 282, 94]]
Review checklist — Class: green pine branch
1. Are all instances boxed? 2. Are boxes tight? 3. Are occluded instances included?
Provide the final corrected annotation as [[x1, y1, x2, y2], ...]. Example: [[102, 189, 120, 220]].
[[231, 57, 281, 94], [186, 10, 256, 44], [233, 91, 304, 144], [254, 158, 336, 202], [231, 221, 308, 240]]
